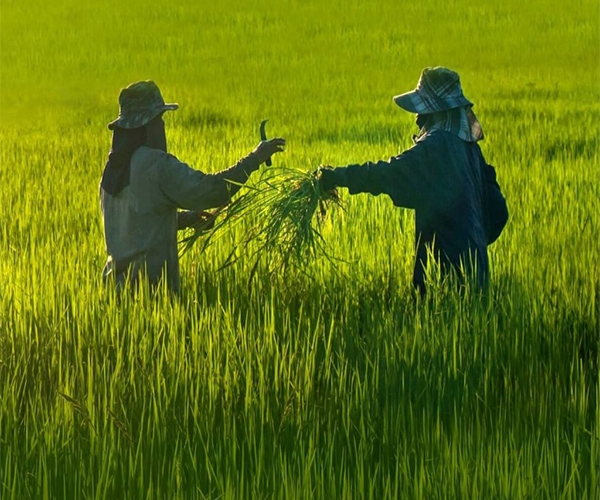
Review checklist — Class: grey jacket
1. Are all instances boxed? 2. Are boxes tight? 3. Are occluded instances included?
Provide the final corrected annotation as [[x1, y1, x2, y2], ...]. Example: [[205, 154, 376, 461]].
[[100, 146, 260, 292], [329, 130, 508, 290]]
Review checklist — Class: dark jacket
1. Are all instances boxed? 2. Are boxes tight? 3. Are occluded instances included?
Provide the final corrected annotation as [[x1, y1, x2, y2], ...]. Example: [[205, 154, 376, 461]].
[[330, 130, 508, 290]]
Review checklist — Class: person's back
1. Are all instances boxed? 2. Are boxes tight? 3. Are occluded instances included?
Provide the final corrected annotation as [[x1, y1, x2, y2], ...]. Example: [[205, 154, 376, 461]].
[[409, 130, 490, 289], [100, 80, 285, 294], [101, 146, 181, 291]]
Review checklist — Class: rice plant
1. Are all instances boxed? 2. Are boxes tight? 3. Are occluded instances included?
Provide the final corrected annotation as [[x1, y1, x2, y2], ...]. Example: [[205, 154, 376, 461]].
[[1, 0, 598, 498]]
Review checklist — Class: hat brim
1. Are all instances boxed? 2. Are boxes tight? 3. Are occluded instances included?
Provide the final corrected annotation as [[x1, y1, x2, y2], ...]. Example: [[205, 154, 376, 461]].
[[393, 90, 472, 114], [107, 103, 179, 130]]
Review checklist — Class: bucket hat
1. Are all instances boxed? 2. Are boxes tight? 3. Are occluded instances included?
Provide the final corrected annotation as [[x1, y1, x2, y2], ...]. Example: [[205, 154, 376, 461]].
[[393, 67, 472, 114], [108, 80, 178, 130]]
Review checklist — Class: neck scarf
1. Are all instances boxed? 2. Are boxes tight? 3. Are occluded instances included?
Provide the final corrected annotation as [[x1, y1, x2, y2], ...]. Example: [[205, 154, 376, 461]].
[[414, 106, 484, 144], [100, 126, 147, 196]]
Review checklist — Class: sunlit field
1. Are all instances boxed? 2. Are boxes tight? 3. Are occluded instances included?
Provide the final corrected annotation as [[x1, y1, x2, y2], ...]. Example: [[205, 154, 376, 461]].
[[1, 0, 599, 498]]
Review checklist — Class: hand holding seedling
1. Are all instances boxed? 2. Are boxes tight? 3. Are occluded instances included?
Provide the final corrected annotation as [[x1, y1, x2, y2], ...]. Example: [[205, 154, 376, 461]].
[[252, 137, 286, 165], [255, 119, 285, 166], [317, 165, 338, 193], [177, 210, 217, 231], [195, 210, 217, 231]]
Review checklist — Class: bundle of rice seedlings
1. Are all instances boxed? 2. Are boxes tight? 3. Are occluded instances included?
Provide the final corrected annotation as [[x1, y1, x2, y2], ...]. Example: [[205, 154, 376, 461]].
[[178, 181, 258, 258], [179, 168, 343, 277], [250, 168, 342, 277]]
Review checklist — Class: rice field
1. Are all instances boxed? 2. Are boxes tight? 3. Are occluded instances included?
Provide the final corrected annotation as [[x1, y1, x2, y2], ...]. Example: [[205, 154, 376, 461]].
[[1, 0, 599, 498]]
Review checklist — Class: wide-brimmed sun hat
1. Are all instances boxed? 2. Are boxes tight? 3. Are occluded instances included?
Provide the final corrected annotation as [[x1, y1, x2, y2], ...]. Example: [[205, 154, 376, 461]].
[[107, 80, 178, 130], [393, 67, 473, 114]]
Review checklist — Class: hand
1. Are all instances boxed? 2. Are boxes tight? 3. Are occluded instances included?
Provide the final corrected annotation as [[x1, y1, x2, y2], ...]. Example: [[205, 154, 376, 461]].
[[317, 166, 338, 192], [252, 137, 286, 165], [178, 210, 217, 231], [196, 210, 216, 232]]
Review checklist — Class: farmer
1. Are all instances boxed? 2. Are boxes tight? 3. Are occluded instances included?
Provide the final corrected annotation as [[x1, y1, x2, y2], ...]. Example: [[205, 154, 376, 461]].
[[319, 67, 508, 293], [100, 80, 285, 293]]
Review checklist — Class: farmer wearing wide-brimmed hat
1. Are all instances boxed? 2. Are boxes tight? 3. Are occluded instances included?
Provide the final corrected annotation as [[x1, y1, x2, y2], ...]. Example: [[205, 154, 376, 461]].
[[319, 67, 508, 292], [100, 80, 285, 293]]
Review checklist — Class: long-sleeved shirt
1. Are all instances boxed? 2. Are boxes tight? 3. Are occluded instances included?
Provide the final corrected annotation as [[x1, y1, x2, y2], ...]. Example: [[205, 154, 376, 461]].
[[100, 145, 261, 293], [330, 130, 508, 291]]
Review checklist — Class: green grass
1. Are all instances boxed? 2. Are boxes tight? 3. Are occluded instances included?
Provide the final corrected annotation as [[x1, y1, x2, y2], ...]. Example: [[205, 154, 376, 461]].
[[1, 0, 599, 498]]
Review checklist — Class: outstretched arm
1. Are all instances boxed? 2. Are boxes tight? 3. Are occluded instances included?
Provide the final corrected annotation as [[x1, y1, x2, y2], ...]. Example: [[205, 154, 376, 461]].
[[319, 140, 430, 209], [159, 138, 285, 211]]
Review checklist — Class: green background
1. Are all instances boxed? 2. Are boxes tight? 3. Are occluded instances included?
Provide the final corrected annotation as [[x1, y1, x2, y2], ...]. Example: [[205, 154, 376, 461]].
[[1, 1, 599, 498]]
